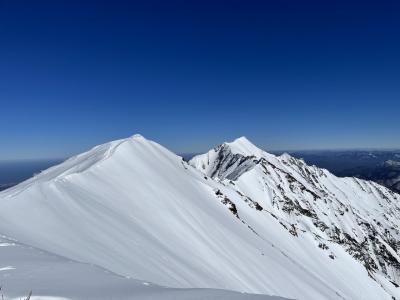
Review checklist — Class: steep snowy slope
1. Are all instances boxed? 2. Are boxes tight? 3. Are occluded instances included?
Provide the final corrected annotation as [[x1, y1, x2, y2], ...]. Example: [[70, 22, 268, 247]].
[[1, 135, 400, 299], [191, 137, 400, 298]]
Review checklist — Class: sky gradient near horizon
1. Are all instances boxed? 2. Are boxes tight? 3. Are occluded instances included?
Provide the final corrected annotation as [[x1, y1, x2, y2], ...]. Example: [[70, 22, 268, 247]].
[[1, 0, 400, 159]]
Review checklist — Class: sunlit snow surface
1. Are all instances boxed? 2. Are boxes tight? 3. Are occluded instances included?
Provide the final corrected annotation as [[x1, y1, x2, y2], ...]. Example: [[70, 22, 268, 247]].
[[0, 235, 286, 300], [0, 135, 400, 299]]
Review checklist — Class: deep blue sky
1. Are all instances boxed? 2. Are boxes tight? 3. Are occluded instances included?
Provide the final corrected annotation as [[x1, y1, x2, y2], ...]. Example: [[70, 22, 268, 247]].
[[1, 0, 399, 159]]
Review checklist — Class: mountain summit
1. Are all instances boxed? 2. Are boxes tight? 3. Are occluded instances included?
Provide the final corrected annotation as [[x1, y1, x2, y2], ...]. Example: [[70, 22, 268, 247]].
[[224, 136, 264, 156], [1, 135, 400, 300]]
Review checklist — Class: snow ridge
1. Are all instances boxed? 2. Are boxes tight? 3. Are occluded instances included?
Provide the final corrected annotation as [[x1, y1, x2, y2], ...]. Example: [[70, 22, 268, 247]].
[[1, 135, 400, 300], [191, 137, 400, 298]]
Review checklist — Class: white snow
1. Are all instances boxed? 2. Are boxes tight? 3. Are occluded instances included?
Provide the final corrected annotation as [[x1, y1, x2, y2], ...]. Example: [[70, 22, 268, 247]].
[[0, 236, 286, 300], [11, 298, 71, 300], [0, 243, 15, 247], [0, 266, 15, 271], [0, 134, 400, 299]]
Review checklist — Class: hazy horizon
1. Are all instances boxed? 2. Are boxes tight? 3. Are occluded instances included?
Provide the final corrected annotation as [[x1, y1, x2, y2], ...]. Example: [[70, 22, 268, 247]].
[[1, 142, 400, 162]]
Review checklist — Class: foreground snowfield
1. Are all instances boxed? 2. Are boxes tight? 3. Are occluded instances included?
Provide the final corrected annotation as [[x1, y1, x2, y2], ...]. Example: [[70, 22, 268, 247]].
[[0, 235, 286, 300], [1, 134, 400, 299]]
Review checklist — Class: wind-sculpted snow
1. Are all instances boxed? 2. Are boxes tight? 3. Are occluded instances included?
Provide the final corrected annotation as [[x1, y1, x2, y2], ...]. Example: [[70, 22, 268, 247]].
[[1, 135, 400, 299]]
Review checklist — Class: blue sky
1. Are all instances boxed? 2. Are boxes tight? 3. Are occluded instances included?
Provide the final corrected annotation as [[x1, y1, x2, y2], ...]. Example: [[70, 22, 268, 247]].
[[1, 0, 399, 159]]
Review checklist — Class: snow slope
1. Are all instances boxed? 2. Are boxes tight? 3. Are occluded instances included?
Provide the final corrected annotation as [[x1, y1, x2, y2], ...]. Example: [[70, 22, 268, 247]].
[[0, 235, 283, 300], [1, 135, 400, 299], [191, 137, 400, 298]]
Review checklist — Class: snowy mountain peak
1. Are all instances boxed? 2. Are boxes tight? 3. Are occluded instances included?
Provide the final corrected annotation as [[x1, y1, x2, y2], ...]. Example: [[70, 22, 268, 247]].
[[130, 133, 146, 139], [191, 137, 400, 298], [189, 137, 276, 180], [1, 134, 175, 197], [224, 136, 264, 157], [226, 136, 253, 147], [279, 152, 292, 160]]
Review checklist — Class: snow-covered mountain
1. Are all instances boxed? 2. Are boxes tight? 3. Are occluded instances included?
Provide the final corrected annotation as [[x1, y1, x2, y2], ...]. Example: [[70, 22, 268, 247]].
[[1, 135, 400, 299]]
